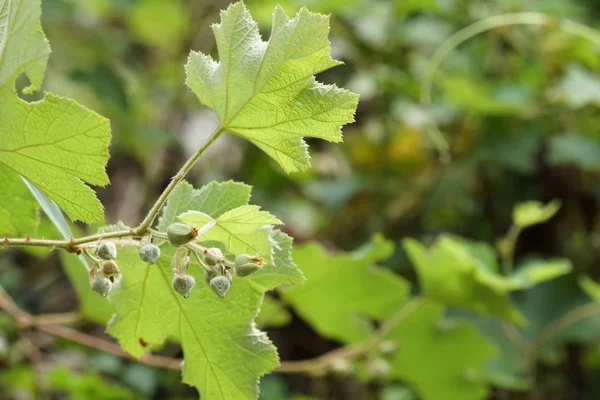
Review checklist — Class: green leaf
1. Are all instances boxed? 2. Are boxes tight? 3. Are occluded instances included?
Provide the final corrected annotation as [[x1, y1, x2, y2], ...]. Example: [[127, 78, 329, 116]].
[[250, 229, 305, 289], [281, 236, 410, 344], [512, 200, 561, 228], [554, 64, 600, 108], [579, 276, 600, 301], [0, 165, 38, 236], [157, 180, 252, 231], [185, 2, 358, 173], [508, 259, 572, 290], [0, 87, 111, 223], [180, 205, 282, 263], [441, 75, 521, 115], [23, 178, 114, 323], [0, 0, 51, 92], [402, 235, 525, 324], [454, 314, 529, 391], [107, 243, 302, 399], [256, 296, 292, 329], [384, 301, 496, 400]]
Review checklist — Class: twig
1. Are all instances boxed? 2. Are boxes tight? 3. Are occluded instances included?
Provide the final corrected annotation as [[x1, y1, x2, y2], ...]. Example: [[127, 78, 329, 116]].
[[37, 324, 181, 370], [276, 297, 424, 374], [526, 301, 600, 383], [0, 285, 181, 370], [2, 126, 225, 252]]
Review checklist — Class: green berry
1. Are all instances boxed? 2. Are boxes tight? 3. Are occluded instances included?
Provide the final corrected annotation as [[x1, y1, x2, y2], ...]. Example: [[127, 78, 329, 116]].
[[172, 274, 196, 298], [139, 243, 161, 264], [203, 247, 224, 266], [90, 276, 112, 297], [234, 253, 262, 266], [167, 223, 198, 247], [234, 263, 262, 277], [97, 242, 117, 260], [209, 275, 231, 298], [234, 253, 263, 277]]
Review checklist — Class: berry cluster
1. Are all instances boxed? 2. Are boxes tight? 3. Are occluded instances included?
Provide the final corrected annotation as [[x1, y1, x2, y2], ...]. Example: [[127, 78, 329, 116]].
[[88, 222, 264, 299]]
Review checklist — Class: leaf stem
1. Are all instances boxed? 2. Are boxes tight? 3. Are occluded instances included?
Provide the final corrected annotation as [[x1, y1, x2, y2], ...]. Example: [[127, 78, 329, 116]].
[[2, 126, 225, 252], [136, 126, 225, 234], [501, 223, 522, 276]]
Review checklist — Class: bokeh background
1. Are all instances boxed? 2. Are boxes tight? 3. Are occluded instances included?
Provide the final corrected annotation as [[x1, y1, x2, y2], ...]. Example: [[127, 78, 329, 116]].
[[4, 0, 600, 399]]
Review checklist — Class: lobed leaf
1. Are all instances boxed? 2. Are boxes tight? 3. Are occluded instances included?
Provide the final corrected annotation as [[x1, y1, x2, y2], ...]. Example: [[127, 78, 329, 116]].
[[0, 0, 51, 92], [157, 180, 252, 231], [0, 88, 111, 223], [180, 205, 282, 264], [185, 2, 359, 173], [107, 243, 301, 399], [384, 301, 496, 400], [281, 236, 410, 344]]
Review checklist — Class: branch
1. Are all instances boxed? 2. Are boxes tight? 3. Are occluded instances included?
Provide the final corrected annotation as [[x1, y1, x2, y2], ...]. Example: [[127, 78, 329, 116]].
[[0, 285, 181, 370], [37, 324, 181, 370], [276, 297, 424, 374], [2, 127, 225, 251]]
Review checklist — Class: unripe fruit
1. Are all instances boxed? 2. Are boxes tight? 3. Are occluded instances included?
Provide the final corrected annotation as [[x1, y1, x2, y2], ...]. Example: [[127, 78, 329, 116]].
[[234, 253, 263, 266], [101, 260, 120, 282], [209, 275, 231, 298], [203, 247, 224, 266], [167, 223, 198, 247], [172, 274, 196, 298], [97, 242, 117, 260], [234, 253, 263, 277], [234, 263, 262, 277], [139, 243, 161, 264], [90, 276, 112, 297]]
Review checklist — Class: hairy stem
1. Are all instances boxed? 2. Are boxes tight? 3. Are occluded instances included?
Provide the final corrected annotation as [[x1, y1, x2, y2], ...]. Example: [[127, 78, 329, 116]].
[[136, 126, 224, 233], [2, 127, 225, 251]]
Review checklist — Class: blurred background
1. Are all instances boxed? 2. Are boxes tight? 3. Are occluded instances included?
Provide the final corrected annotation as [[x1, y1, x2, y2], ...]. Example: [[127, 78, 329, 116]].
[[4, 0, 600, 399]]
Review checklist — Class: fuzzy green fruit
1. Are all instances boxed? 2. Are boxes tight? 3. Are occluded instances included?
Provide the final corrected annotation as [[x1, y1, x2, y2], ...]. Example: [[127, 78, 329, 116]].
[[209, 275, 231, 298], [97, 242, 117, 260], [167, 223, 198, 247], [90, 276, 112, 297], [139, 243, 161, 264], [234, 262, 262, 277], [203, 247, 224, 266], [172, 274, 196, 298]]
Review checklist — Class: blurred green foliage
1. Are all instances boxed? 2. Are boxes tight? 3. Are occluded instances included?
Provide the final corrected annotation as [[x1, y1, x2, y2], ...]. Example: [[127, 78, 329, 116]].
[[4, 0, 600, 398]]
